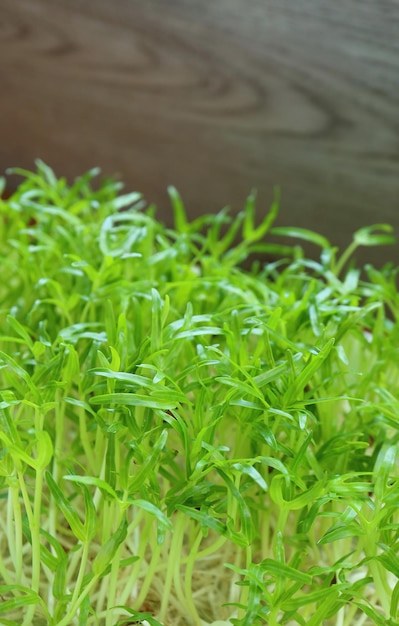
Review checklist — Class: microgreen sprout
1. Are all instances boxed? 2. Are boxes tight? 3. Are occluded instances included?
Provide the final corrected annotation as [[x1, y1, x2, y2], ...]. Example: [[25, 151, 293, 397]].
[[0, 161, 399, 625]]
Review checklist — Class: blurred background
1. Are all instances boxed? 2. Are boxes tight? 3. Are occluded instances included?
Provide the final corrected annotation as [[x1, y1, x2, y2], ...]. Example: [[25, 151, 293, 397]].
[[1, 0, 399, 265]]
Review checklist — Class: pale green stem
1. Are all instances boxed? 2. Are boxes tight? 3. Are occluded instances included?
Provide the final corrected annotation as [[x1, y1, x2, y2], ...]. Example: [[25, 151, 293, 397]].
[[232, 539, 246, 618], [106, 542, 124, 626], [367, 559, 391, 616], [49, 395, 64, 543], [184, 530, 203, 625], [159, 514, 184, 622], [131, 541, 162, 609], [56, 569, 102, 626], [172, 514, 189, 617], [78, 406, 97, 474], [7, 485, 16, 571], [68, 540, 90, 613], [65, 545, 86, 588], [191, 533, 227, 561], [260, 499, 271, 561], [0, 493, 13, 583], [113, 509, 146, 607], [19, 467, 43, 626], [334, 242, 358, 277]]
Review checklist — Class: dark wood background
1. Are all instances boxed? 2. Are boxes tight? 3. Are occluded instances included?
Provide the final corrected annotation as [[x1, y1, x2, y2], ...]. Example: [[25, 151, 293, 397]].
[[1, 0, 399, 265]]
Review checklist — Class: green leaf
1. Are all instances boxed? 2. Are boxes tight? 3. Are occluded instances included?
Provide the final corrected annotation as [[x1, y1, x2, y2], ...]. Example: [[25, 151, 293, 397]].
[[318, 523, 366, 544], [92, 518, 128, 576], [351, 601, 389, 626], [305, 590, 344, 626], [112, 607, 165, 626], [176, 505, 227, 535], [35, 159, 58, 186], [46, 472, 86, 542], [232, 462, 267, 490], [260, 558, 312, 584], [53, 555, 68, 600], [64, 475, 119, 501], [0, 585, 45, 615], [6, 315, 34, 349], [354, 223, 395, 247], [0, 351, 41, 401], [377, 545, 399, 578], [90, 392, 181, 410], [271, 226, 330, 249], [168, 186, 187, 233], [270, 474, 324, 511], [283, 585, 346, 610], [128, 430, 168, 493], [131, 499, 172, 543], [112, 191, 141, 211], [216, 377, 265, 404], [88, 368, 160, 391], [78, 595, 92, 626], [6, 430, 53, 471], [283, 339, 335, 407]]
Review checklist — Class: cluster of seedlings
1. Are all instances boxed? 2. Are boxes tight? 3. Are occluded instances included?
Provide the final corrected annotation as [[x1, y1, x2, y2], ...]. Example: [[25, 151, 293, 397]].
[[0, 162, 399, 625]]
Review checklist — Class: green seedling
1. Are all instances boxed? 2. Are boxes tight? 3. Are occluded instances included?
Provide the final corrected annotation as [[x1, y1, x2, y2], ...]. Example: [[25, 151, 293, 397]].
[[0, 161, 399, 625]]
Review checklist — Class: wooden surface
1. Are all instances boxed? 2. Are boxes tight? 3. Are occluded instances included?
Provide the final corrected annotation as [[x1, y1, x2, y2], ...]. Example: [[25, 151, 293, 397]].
[[1, 0, 399, 265]]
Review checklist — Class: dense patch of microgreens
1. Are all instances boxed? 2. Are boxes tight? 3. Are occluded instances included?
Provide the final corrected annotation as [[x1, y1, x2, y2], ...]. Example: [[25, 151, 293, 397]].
[[0, 162, 399, 626]]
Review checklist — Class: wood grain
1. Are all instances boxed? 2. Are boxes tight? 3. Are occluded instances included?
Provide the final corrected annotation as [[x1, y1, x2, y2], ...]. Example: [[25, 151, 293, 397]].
[[1, 0, 399, 265]]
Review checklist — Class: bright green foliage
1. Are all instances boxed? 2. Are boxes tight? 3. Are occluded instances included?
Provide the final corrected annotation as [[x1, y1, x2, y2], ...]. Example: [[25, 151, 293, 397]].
[[0, 161, 399, 626]]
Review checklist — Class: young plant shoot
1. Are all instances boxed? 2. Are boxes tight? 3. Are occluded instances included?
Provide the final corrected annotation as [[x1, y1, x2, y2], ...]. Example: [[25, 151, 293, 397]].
[[0, 162, 399, 626]]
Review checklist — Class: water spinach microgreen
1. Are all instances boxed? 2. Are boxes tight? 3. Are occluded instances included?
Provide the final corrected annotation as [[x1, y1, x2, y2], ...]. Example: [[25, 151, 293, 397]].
[[0, 161, 399, 625]]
